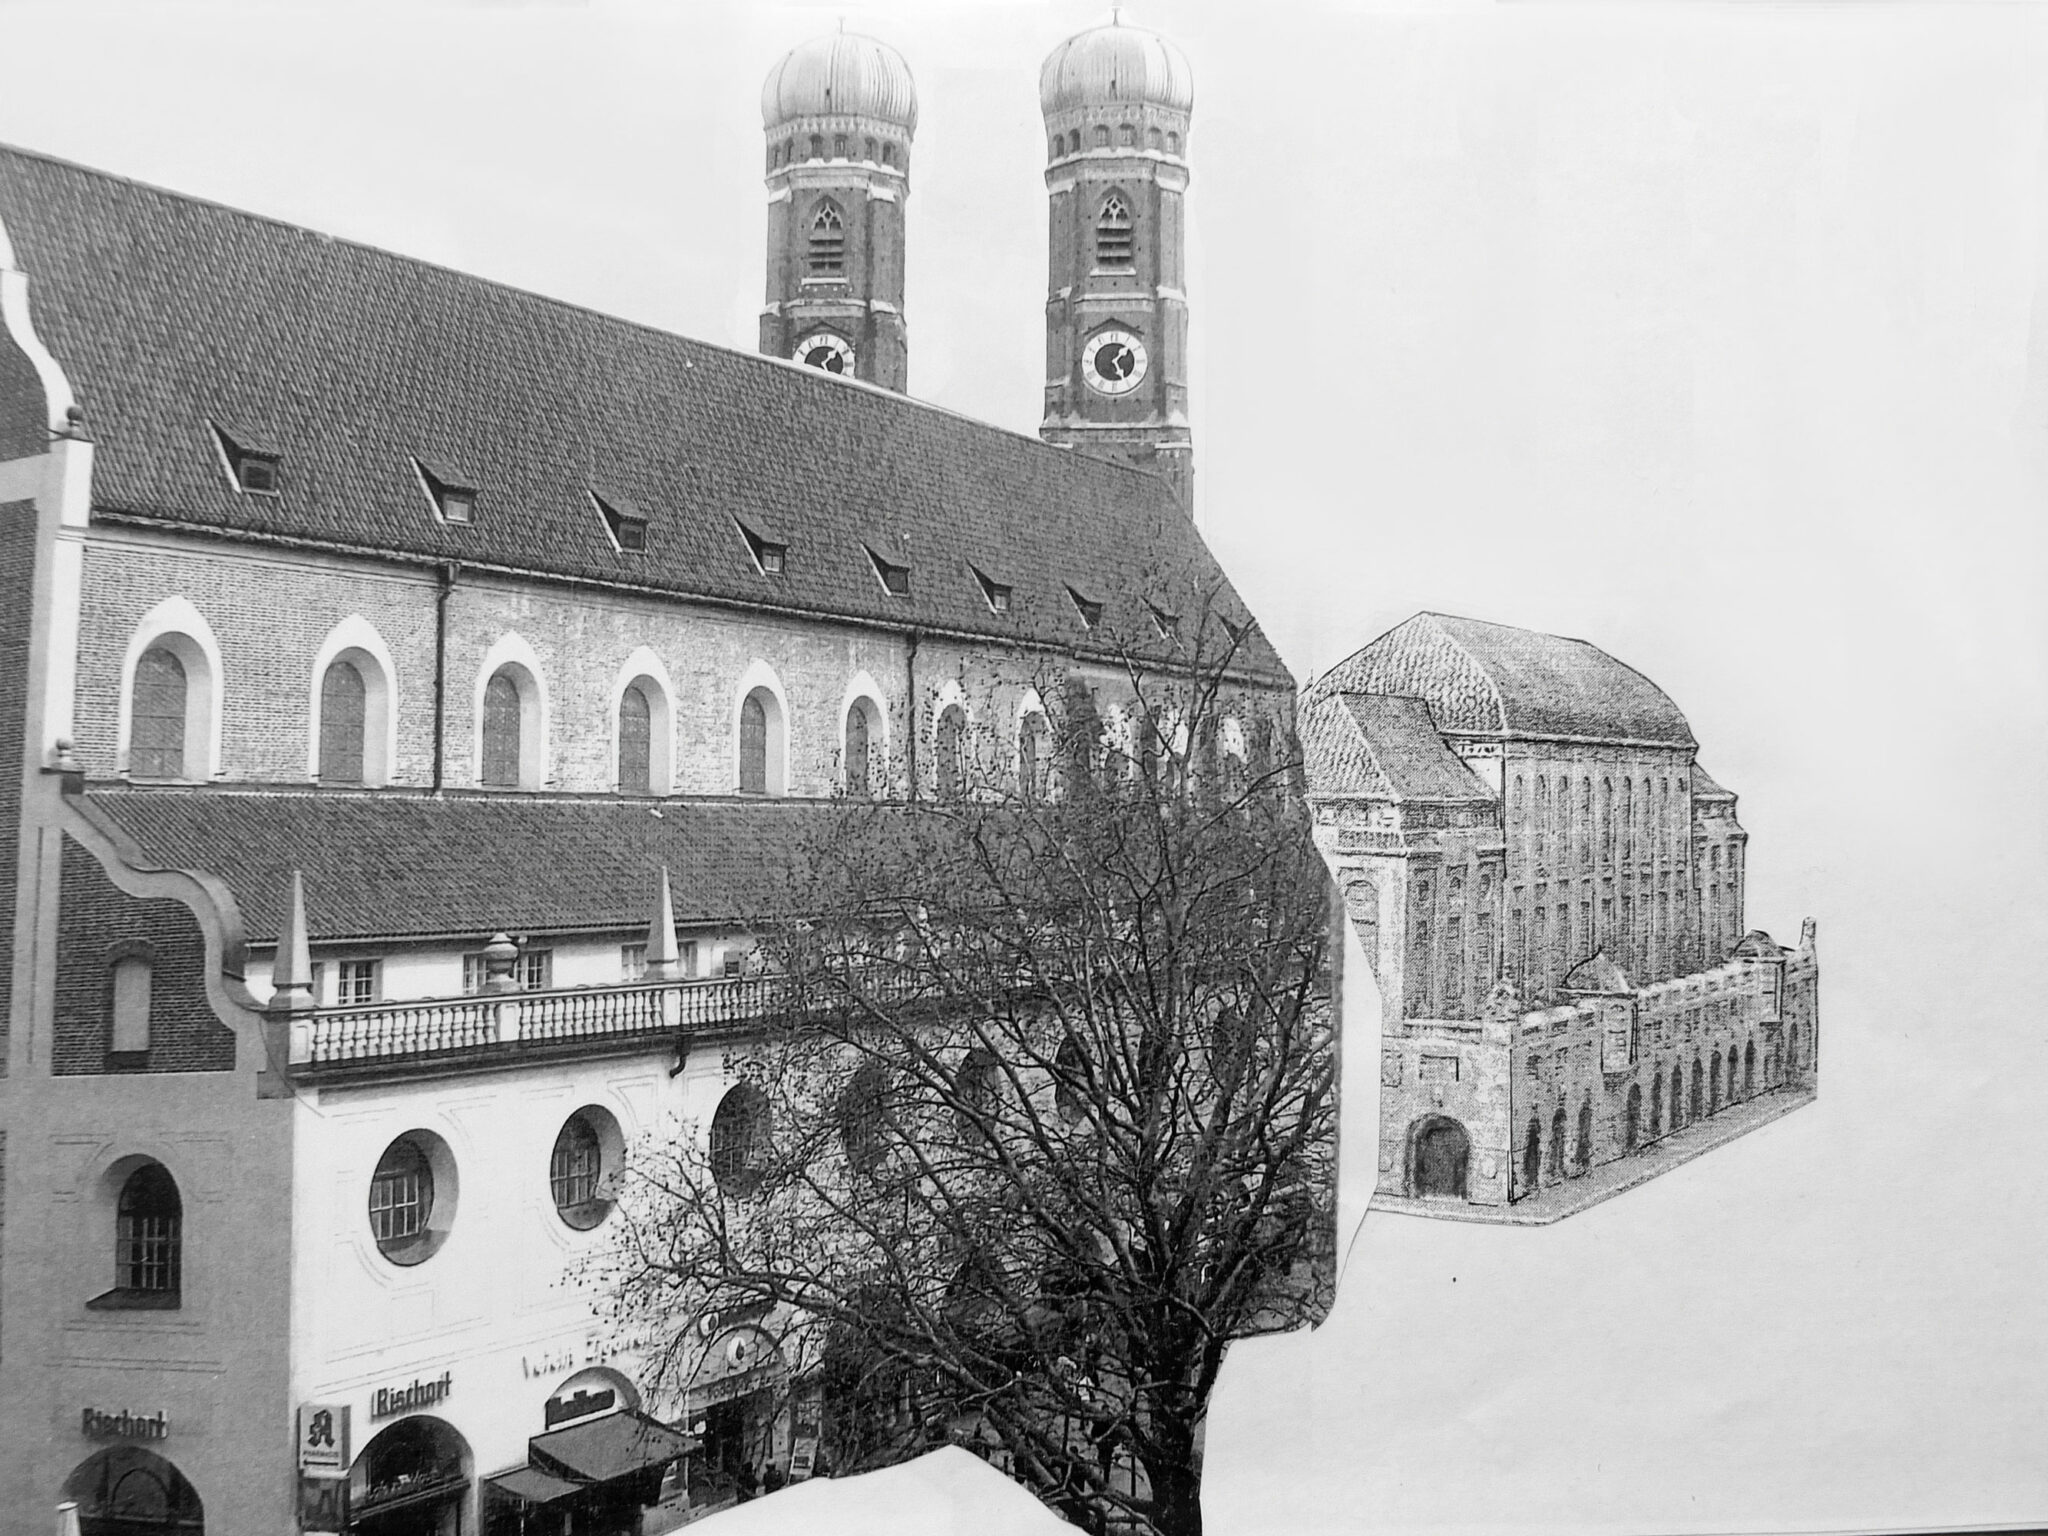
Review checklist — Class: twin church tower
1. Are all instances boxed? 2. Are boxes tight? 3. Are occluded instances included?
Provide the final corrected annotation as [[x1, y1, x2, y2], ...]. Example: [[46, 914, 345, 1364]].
[[759, 14, 1196, 516]]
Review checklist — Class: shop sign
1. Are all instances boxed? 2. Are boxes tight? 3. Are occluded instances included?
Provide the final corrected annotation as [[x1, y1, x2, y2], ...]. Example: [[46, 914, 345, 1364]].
[[544, 1386, 617, 1429], [297, 1403, 351, 1475], [520, 1326, 654, 1379], [370, 1371, 452, 1420], [81, 1408, 167, 1441]]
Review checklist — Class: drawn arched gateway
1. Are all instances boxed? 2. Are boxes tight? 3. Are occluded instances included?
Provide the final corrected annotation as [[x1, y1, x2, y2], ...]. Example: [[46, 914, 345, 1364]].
[[1407, 1115, 1471, 1199], [62, 1447, 203, 1536]]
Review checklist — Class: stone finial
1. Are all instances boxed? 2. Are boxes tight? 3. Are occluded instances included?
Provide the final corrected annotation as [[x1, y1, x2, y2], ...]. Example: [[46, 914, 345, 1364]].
[[481, 932, 522, 993], [269, 871, 316, 1014], [646, 867, 683, 981], [1799, 917, 1817, 955]]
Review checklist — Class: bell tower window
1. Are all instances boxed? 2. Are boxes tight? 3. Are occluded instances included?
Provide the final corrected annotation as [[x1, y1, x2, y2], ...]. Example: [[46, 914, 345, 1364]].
[[1096, 194, 1134, 270], [808, 201, 846, 277]]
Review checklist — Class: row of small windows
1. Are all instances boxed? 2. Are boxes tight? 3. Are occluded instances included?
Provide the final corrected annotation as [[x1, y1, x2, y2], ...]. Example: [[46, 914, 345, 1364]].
[[1509, 770, 1706, 869], [1518, 1041, 1777, 1195], [771, 133, 903, 170], [1050, 124, 1181, 158], [367, 1109, 619, 1269], [124, 607, 1141, 796]]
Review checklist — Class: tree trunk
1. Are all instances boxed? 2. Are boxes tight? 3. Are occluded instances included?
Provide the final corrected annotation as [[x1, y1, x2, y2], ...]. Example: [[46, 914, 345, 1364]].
[[1141, 1412, 1206, 1536]]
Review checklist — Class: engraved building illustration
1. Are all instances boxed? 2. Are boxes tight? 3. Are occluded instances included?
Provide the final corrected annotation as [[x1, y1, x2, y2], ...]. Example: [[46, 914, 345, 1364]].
[[1301, 612, 1818, 1223]]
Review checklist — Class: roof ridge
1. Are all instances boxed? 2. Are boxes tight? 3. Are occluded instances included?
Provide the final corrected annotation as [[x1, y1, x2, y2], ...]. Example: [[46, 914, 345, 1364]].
[[1416, 612, 1508, 737], [0, 139, 1185, 498]]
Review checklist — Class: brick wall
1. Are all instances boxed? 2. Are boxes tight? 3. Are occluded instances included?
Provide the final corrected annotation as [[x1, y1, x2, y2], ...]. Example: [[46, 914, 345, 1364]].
[[52, 835, 236, 1075], [70, 535, 1287, 802], [0, 499, 34, 1075]]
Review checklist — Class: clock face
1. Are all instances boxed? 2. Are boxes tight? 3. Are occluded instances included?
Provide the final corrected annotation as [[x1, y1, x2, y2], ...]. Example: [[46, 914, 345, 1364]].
[[1082, 329, 1148, 396], [795, 333, 855, 376]]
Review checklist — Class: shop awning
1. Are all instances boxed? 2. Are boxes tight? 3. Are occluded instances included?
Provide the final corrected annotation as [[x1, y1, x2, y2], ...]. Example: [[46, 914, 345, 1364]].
[[528, 1410, 700, 1485], [485, 1466, 587, 1507]]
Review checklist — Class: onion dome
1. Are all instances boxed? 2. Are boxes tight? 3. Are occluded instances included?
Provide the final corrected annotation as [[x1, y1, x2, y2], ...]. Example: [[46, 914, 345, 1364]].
[[762, 31, 918, 132], [1039, 14, 1194, 118]]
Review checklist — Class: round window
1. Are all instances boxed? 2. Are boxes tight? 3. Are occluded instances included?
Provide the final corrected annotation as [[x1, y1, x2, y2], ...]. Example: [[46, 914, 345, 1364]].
[[551, 1107, 622, 1230], [368, 1131, 456, 1265]]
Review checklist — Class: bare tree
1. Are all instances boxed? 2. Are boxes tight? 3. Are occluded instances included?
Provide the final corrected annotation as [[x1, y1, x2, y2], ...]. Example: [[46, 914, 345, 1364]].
[[597, 586, 1337, 1536]]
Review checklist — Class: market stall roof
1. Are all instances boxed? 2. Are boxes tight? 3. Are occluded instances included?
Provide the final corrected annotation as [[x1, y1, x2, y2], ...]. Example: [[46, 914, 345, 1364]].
[[527, 1410, 700, 1485]]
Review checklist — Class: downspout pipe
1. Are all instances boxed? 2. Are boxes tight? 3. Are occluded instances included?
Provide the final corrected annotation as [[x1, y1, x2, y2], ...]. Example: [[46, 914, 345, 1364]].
[[431, 561, 458, 792], [905, 628, 921, 802]]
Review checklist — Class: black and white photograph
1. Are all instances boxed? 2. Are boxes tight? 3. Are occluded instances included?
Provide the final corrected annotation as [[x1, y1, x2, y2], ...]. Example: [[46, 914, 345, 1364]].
[[0, 2, 2042, 1534]]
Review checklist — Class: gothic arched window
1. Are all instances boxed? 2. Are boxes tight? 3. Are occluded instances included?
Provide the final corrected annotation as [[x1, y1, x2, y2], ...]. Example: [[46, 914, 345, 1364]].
[[739, 693, 769, 795], [844, 701, 875, 797], [935, 705, 967, 799], [481, 672, 523, 788], [1096, 193, 1134, 269], [319, 658, 367, 785], [808, 201, 846, 277], [131, 646, 189, 780], [618, 683, 653, 795], [1018, 711, 1048, 802]]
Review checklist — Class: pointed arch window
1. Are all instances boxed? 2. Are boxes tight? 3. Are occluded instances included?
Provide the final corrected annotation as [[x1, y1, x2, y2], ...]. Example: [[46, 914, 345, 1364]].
[[1018, 712, 1048, 803], [935, 705, 967, 800], [808, 201, 846, 277], [618, 684, 653, 795], [318, 659, 367, 785], [131, 647, 189, 780], [1096, 193, 1134, 269], [481, 672, 523, 788], [740, 693, 769, 795], [844, 700, 876, 797]]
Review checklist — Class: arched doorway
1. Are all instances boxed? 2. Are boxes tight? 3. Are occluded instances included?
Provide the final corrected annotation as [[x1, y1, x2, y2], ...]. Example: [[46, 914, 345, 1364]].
[[348, 1415, 470, 1536], [1408, 1116, 1470, 1199], [1521, 1116, 1542, 1195], [1623, 1083, 1642, 1151], [686, 1327, 791, 1500], [63, 1447, 203, 1536], [1574, 1099, 1593, 1173], [1546, 1107, 1567, 1181]]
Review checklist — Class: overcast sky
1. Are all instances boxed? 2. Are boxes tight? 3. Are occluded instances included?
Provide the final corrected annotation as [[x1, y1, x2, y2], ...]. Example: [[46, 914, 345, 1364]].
[[4, 4, 2046, 1529]]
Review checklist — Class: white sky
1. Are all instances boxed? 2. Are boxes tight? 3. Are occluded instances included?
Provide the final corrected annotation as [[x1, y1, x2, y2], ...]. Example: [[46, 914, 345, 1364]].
[[4, 2, 2046, 1530]]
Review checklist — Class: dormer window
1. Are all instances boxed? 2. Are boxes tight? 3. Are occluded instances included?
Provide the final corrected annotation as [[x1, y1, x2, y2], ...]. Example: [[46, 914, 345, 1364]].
[[735, 519, 788, 576], [416, 459, 477, 525], [593, 491, 647, 553], [212, 424, 280, 496], [867, 548, 911, 598], [1148, 603, 1179, 640], [1068, 585, 1103, 629], [971, 567, 1012, 614]]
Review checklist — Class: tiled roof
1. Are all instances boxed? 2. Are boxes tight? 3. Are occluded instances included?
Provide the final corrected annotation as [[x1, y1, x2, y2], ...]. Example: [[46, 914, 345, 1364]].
[[81, 786, 841, 945], [1301, 691, 1493, 805], [1691, 764, 1735, 800], [1312, 613, 1695, 749], [0, 145, 1281, 678]]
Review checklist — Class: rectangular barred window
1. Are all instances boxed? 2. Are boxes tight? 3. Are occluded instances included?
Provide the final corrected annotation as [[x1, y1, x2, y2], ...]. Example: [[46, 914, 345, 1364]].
[[520, 949, 554, 991], [336, 959, 380, 1007]]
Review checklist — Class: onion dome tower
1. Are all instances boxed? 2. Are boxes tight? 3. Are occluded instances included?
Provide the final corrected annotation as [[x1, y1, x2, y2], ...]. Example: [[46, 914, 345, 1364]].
[[1038, 13, 1195, 516], [760, 30, 918, 392]]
